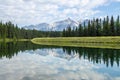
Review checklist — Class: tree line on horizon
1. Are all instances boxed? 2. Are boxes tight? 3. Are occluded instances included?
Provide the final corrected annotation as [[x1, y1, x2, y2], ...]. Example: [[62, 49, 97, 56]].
[[0, 15, 120, 40], [0, 21, 61, 40], [62, 15, 120, 37]]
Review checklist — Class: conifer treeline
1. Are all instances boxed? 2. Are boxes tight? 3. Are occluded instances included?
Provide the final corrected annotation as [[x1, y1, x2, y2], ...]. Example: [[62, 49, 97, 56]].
[[62, 16, 120, 37], [0, 21, 61, 40], [0, 15, 120, 40]]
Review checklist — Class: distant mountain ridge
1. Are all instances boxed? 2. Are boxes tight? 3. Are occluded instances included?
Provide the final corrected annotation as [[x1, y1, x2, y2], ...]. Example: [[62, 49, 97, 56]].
[[24, 18, 80, 31], [30, 49, 79, 61], [24, 23, 51, 31]]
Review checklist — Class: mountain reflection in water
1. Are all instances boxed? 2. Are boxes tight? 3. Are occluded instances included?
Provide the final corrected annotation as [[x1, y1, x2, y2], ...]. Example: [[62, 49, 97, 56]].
[[0, 41, 120, 67]]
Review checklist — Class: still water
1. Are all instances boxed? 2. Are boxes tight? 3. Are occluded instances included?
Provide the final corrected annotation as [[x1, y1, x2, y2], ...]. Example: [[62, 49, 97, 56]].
[[0, 41, 120, 80]]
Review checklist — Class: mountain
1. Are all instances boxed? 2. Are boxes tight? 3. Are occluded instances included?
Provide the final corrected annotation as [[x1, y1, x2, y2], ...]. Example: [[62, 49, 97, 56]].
[[24, 23, 51, 31], [51, 18, 79, 31], [23, 18, 79, 31]]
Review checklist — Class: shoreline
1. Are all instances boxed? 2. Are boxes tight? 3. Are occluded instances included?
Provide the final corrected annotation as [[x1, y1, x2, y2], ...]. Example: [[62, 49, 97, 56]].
[[31, 37, 120, 49]]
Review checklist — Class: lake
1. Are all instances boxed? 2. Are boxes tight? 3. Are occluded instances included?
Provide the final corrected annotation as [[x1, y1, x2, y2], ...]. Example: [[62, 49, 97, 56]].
[[0, 41, 120, 80]]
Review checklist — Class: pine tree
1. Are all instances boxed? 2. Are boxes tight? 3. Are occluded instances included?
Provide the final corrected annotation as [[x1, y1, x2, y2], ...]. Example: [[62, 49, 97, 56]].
[[103, 16, 110, 36], [110, 16, 115, 36], [71, 27, 75, 37], [75, 27, 79, 37], [96, 18, 101, 36], [88, 20, 91, 36], [78, 24, 83, 36], [116, 15, 120, 35], [103, 18, 106, 36], [62, 29, 66, 37], [67, 26, 72, 37], [91, 20, 96, 36]]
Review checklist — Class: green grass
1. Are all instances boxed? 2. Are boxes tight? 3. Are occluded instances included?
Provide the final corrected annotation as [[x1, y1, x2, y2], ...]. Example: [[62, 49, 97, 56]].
[[31, 37, 120, 49]]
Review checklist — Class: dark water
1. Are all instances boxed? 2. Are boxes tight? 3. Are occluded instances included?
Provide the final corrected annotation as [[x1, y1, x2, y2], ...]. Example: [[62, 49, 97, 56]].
[[0, 41, 120, 80]]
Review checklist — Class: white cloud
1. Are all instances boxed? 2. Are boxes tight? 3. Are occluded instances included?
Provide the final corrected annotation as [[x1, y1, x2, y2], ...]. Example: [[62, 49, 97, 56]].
[[0, 0, 114, 27], [0, 50, 120, 80]]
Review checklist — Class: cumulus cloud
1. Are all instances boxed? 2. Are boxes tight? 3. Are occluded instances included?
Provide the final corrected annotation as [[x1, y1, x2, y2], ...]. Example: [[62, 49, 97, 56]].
[[0, 49, 120, 80], [0, 0, 117, 27]]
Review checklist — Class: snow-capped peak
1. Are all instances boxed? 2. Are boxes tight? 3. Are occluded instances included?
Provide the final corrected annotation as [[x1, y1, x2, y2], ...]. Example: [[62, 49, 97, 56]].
[[24, 18, 79, 31]]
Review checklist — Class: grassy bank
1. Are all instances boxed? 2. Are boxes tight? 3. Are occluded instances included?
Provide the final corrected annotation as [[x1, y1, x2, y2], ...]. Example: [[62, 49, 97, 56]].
[[31, 37, 120, 49]]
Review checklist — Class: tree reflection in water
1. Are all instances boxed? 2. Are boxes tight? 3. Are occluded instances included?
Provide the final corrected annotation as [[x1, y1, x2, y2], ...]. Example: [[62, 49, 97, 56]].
[[0, 41, 120, 67]]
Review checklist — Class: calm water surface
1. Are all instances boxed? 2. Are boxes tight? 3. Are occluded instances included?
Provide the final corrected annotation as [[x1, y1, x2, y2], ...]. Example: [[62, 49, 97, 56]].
[[0, 41, 120, 80]]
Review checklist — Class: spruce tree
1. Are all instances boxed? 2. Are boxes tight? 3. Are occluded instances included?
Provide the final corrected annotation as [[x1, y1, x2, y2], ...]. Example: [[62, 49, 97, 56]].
[[91, 20, 96, 36], [62, 29, 66, 37], [116, 15, 120, 35], [96, 18, 101, 36], [88, 20, 91, 36], [110, 16, 115, 36], [78, 24, 83, 36]]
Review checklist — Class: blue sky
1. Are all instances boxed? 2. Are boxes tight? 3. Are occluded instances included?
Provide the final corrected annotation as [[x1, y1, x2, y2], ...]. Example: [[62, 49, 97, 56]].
[[0, 0, 120, 27]]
